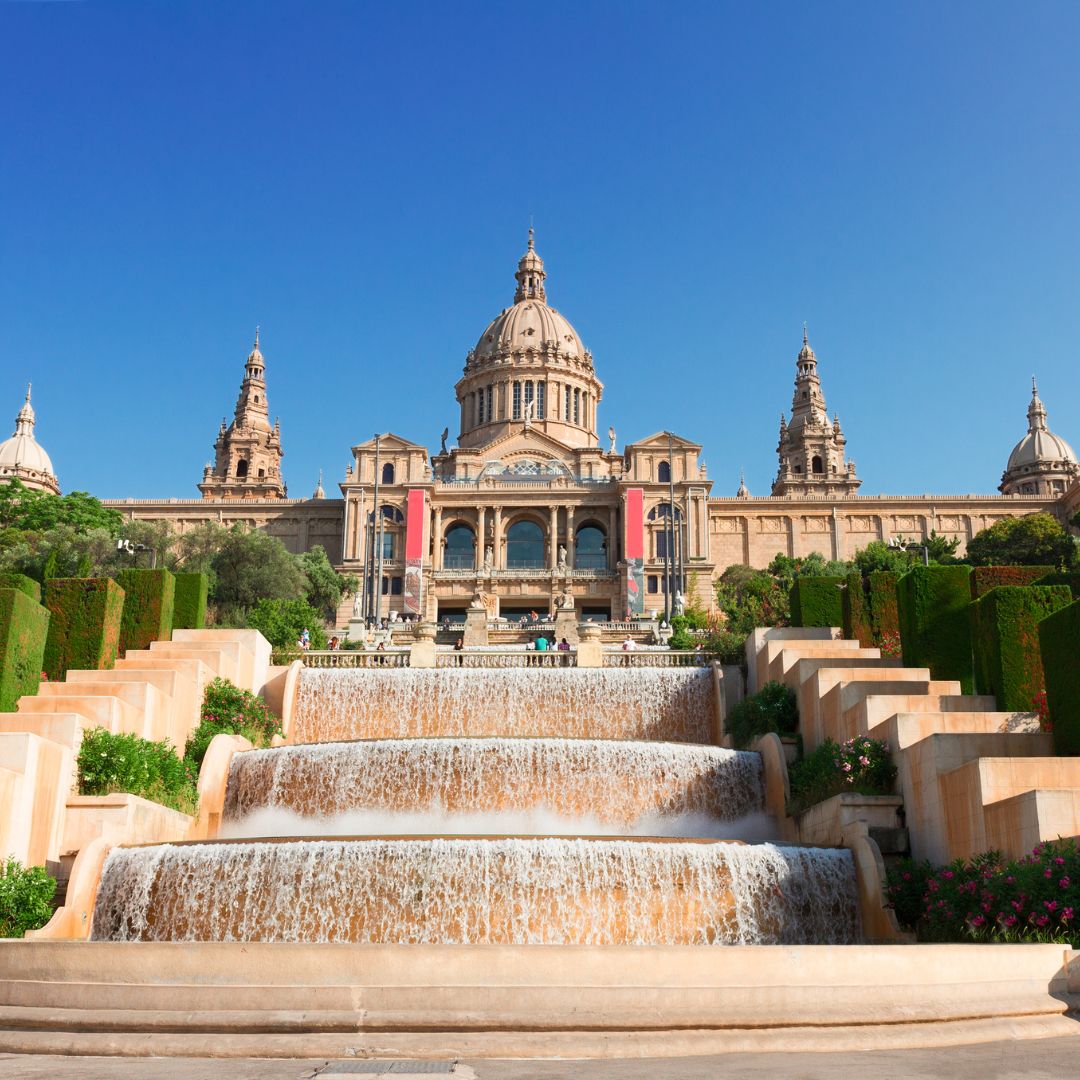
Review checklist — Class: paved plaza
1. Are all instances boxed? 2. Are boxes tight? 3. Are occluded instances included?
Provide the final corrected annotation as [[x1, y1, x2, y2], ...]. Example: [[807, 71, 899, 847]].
[[3, 1038, 1080, 1080]]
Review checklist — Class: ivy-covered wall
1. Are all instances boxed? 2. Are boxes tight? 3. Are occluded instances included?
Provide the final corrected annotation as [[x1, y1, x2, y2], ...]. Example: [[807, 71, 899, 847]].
[[0, 588, 50, 712], [42, 578, 125, 680], [971, 585, 1073, 712], [116, 568, 176, 656], [172, 572, 208, 630], [0, 573, 42, 604], [1034, 571, 1080, 600], [841, 572, 874, 646], [897, 565, 974, 693], [868, 571, 900, 642], [1039, 600, 1080, 756], [970, 565, 1054, 599], [790, 576, 845, 628]]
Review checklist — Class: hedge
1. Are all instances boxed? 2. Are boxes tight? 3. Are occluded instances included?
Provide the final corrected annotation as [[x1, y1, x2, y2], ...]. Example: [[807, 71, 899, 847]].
[[116, 568, 175, 656], [0, 573, 41, 604], [970, 565, 1054, 599], [172, 572, 208, 630], [970, 585, 1072, 712], [868, 570, 900, 641], [1033, 571, 1080, 600], [42, 578, 125, 680], [790, 576, 844, 628], [897, 565, 974, 693], [1040, 600, 1080, 756], [841, 572, 874, 646], [0, 589, 50, 712]]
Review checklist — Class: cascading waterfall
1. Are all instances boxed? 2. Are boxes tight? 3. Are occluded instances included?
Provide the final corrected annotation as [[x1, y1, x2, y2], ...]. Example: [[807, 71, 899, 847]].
[[90, 838, 859, 946], [222, 738, 764, 827], [292, 667, 715, 743]]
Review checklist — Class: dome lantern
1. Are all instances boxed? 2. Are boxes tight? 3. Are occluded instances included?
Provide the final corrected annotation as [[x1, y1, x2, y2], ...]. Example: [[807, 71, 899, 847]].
[[0, 383, 61, 494]]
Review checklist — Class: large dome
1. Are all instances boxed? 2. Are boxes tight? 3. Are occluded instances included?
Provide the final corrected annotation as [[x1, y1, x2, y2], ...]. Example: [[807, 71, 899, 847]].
[[0, 385, 60, 494], [1000, 379, 1079, 496]]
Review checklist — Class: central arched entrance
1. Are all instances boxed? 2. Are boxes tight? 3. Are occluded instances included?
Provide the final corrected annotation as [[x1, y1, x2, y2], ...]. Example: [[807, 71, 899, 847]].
[[506, 520, 545, 569]]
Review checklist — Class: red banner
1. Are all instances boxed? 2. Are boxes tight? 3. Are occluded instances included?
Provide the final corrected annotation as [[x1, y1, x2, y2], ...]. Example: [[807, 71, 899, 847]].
[[404, 488, 426, 615]]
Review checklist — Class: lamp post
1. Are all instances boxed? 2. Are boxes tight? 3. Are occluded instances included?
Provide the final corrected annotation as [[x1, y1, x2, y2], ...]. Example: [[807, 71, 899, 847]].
[[889, 536, 929, 566]]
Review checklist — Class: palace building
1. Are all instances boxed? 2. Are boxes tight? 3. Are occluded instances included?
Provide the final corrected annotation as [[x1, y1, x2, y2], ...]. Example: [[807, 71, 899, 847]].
[[77, 233, 1079, 625]]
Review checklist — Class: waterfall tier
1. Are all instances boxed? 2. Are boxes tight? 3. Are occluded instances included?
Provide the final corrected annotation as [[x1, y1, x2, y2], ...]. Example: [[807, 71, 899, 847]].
[[293, 668, 715, 744], [90, 838, 860, 946], [222, 739, 763, 829]]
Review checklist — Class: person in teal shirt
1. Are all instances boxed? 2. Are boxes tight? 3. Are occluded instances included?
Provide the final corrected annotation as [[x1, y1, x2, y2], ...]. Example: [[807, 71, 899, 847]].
[[535, 635, 548, 652]]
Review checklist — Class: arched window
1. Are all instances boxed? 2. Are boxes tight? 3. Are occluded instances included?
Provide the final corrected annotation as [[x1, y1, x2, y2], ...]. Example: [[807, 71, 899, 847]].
[[573, 388, 580, 424], [380, 504, 405, 523], [575, 524, 607, 570], [564, 387, 571, 421], [657, 460, 671, 484], [506, 520, 544, 569], [382, 462, 395, 485], [537, 381, 546, 419], [485, 385, 493, 421], [444, 525, 476, 570], [524, 380, 534, 414], [236, 459, 248, 478], [512, 381, 522, 420], [811, 456, 823, 475]]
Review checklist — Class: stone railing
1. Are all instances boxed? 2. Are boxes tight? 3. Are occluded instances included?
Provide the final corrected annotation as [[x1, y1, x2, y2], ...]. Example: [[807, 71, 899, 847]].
[[603, 650, 717, 668], [436, 650, 577, 668], [301, 650, 410, 668]]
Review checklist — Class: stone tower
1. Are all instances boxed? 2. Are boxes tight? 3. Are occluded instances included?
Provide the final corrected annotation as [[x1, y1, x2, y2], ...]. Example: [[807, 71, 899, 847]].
[[198, 330, 286, 500], [772, 328, 861, 497]]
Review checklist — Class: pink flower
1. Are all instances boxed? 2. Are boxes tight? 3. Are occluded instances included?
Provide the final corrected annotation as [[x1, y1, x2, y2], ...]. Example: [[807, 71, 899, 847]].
[[1044, 900, 1058, 913], [1054, 857, 1065, 866], [1036, 915, 1050, 928], [1060, 877, 1070, 889], [1045, 868, 1053, 879], [1063, 908, 1074, 921], [943, 870, 954, 880], [842, 761, 853, 772]]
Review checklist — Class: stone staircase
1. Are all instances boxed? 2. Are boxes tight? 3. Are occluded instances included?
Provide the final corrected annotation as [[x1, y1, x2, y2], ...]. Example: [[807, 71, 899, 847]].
[[747, 627, 1080, 863]]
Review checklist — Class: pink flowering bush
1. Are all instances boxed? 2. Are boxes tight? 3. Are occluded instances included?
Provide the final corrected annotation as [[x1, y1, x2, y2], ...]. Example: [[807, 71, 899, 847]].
[[886, 839, 1080, 944], [787, 736, 897, 815], [1032, 690, 1051, 734]]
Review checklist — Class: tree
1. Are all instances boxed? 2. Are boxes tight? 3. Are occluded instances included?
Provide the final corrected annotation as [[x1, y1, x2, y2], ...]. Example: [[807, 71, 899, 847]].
[[246, 597, 328, 651], [966, 513, 1075, 568], [715, 562, 791, 637], [0, 480, 122, 535], [853, 531, 959, 575], [210, 526, 308, 612], [767, 552, 851, 589], [300, 545, 358, 621]]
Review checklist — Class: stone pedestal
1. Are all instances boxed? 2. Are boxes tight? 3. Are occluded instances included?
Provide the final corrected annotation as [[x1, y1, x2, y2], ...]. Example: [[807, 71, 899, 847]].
[[554, 609, 579, 647], [577, 622, 603, 668], [409, 623, 438, 668], [464, 607, 489, 647], [346, 618, 367, 644]]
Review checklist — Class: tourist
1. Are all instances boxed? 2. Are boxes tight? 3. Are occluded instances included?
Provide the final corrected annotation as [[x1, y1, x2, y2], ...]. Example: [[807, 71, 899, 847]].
[[622, 635, 636, 651], [529, 609, 539, 623], [535, 634, 548, 652], [329, 635, 339, 651], [300, 627, 311, 650], [557, 637, 571, 651]]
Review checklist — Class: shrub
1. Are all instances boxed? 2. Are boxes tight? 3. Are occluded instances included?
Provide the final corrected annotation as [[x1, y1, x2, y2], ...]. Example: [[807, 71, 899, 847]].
[[185, 677, 281, 770], [42, 577, 125, 680], [172, 572, 209, 630], [1039, 600, 1080, 755], [1033, 571, 1080, 600], [841, 572, 874, 646], [0, 573, 41, 603], [970, 585, 1072, 711], [886, 840, 1080, 943], [967, 513, 1074, 568], [789, 576, 844, 628], [701, 627, 746, 665], [245, 597, 327, 651], [116, 568, 175, 656], [0, 588, 50, 712], [897, 565, 973, 693], [788, 735, 897, 815], [77, 727, 197, 814], [970, 565, 1054, 599], [868, 571, 900, 642], [668, 615, 695, 649], [724, 680, 798, 749], [0, 856, 56, 938]]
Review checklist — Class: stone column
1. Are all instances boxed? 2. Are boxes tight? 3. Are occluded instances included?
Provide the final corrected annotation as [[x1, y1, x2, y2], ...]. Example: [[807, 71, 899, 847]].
[[493, 507, 503, 568], [477, 505, 486, 568], [432, 506, 443, 570], [566, 505, 576, 567], [607, 505, 618, 568], [549, 505, 559, 568]]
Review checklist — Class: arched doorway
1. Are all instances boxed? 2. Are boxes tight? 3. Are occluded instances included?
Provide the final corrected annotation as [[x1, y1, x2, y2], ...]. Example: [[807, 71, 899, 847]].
[[444, 524, 476, 569], [575, 523, 607, 569], [506, 520, 545, 569]]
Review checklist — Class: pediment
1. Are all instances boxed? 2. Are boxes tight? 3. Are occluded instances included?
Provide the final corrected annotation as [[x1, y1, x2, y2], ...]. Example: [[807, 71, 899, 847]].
[[467, 426, 577, 462], [350, 431, 426, 453], [627, 431, 702, 451]]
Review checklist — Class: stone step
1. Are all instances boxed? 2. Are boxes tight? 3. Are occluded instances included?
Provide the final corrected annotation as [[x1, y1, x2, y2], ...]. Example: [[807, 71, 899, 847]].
[[984, 789, 1080, 861], [819, 680, 961, 747], [846, 693, 997, 741], [746, 626, 841, 693], [147, 642, 239, 681], [868, 710, 1043, 748], [38, 681, 169, 742], [65, 668, 199, 748], [0, 712, 83, 753], [17, 693, 140, 736], [762, 639, 870, 684], [171, 630, 267, 691]]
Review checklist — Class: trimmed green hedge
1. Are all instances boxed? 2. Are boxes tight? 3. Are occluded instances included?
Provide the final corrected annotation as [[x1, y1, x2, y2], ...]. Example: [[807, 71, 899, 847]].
[[1033, 571, 1080, 600], [971, 585, 1072, 712], [790, 576, 844, 628], [172, 572, 208, 630], [841, 572, 874, 646], [0, 589, 50, 712], [897, 565, 974, 693], [869, 570, 900, 641], [1040, 600, 1080, 756], [42, 578, 125, 680], [116, 568, 175, 656], [0, 573, 41, 604], [970, 565, 1054, 599]]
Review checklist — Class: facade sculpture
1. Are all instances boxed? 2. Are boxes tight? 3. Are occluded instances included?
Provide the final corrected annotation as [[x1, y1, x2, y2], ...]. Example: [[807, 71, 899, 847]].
[[96, 233, 1076, 625]]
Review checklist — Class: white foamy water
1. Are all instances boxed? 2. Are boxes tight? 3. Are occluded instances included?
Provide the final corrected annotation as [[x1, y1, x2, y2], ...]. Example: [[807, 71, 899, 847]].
[[221, 738, 762, 826], [91, 838, 859, 946], [292, 667, 715, 743]]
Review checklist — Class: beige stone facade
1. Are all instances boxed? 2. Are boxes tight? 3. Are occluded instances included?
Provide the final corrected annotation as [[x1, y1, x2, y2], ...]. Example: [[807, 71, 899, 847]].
[[103, 235, 1077, 625]]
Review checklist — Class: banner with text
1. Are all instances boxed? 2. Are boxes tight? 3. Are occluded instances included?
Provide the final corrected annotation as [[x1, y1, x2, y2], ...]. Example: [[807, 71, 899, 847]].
[[624, 487, 645, 617], [404, 488, 426, 616]]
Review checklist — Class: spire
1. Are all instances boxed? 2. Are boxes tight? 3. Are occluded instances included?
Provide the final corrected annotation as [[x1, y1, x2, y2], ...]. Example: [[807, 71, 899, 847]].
[[736, 469, 750, 499], [514, 227, 547, 303], [313, 469, 325, 499], [14, 383, 34, 435], [1028, 375, 1048, 432]]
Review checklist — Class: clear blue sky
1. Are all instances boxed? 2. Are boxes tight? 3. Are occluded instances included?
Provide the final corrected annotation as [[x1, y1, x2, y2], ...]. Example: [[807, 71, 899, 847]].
[[1, 1, 1077, 501]]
